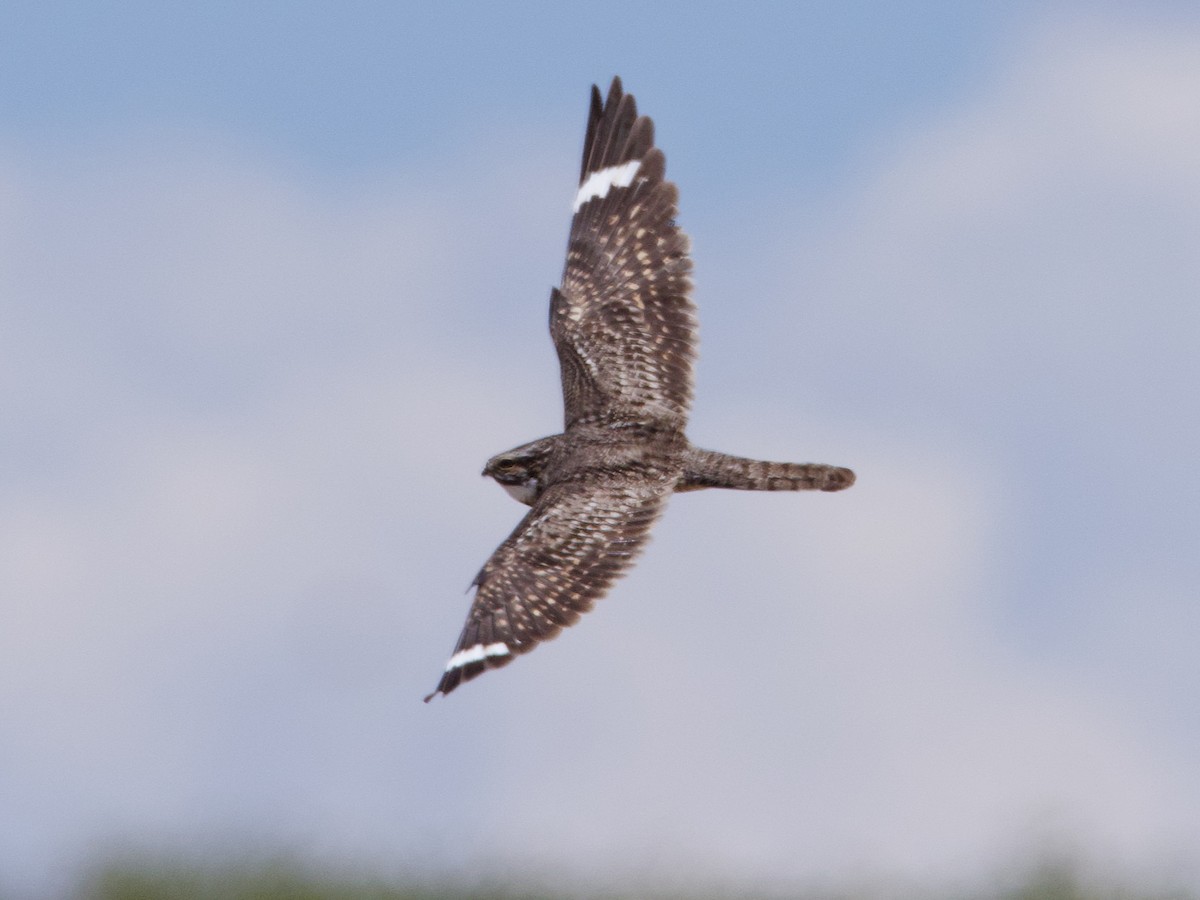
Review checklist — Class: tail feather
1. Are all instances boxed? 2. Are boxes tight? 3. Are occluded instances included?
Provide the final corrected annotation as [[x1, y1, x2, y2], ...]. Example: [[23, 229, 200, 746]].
[[678, 447, 855, 493]]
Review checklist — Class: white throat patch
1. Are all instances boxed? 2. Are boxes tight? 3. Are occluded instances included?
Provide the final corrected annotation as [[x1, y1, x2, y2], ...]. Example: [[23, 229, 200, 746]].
[[502, 480, 539, 505]]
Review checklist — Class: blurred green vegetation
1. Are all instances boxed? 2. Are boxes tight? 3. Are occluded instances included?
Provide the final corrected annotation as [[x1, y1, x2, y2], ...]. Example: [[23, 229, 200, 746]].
[[73, 856, 1196, 900], [81, 860, 557, 900]]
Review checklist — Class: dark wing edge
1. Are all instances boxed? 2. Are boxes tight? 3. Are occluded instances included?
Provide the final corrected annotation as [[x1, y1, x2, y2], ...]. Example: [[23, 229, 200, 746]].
[[423, 477, 670, 701], [553, 77, 697, 431]]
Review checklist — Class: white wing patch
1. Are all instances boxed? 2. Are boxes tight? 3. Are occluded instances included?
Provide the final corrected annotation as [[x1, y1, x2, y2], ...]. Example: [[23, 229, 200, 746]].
[[573, 159, 641, 212], [444, 642, 510, 672]]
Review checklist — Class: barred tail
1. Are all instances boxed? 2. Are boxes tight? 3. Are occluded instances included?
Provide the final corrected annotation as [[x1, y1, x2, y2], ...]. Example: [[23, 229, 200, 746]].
[[678, 447, 855, 493]]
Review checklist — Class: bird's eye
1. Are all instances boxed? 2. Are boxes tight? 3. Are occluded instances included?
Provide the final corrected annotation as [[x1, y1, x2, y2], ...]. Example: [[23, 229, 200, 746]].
[[496, 459, 515, 470]]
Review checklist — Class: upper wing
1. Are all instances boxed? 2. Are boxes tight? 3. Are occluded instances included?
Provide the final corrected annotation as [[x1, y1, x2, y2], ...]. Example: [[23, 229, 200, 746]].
[[552, 77, 697, 432], [424, 475, 670, 700]]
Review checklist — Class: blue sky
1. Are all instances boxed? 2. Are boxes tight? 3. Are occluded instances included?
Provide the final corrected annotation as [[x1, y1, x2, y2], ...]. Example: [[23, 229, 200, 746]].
[[3, 4, 1200, 898], [0, 4, 1016, 171]]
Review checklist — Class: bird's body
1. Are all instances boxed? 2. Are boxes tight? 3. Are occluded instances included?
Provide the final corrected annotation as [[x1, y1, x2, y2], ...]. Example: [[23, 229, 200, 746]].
[[425, 78, 854, 701], [485, 431, 853, 508]]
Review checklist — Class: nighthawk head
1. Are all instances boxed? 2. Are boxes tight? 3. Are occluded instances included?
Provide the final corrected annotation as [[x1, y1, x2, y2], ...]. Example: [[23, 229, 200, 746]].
[[482, 436, 559, 506]]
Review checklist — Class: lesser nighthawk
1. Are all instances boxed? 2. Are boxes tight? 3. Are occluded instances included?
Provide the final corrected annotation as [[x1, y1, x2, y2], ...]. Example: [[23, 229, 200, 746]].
[[425, 77, 854, 701]]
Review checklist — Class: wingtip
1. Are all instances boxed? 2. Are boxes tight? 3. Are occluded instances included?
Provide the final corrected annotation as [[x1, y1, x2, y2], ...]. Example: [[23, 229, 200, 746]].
[[604, 77, 628, 117], [424, 670, 456, 702]]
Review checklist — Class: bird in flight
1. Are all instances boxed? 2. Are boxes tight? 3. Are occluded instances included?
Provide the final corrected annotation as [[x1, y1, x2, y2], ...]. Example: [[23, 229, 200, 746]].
[[425, 78, 854, 701]]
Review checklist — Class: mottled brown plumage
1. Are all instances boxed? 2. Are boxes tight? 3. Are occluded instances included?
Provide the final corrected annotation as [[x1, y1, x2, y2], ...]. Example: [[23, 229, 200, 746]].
[[425, 78, 854, 701]]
